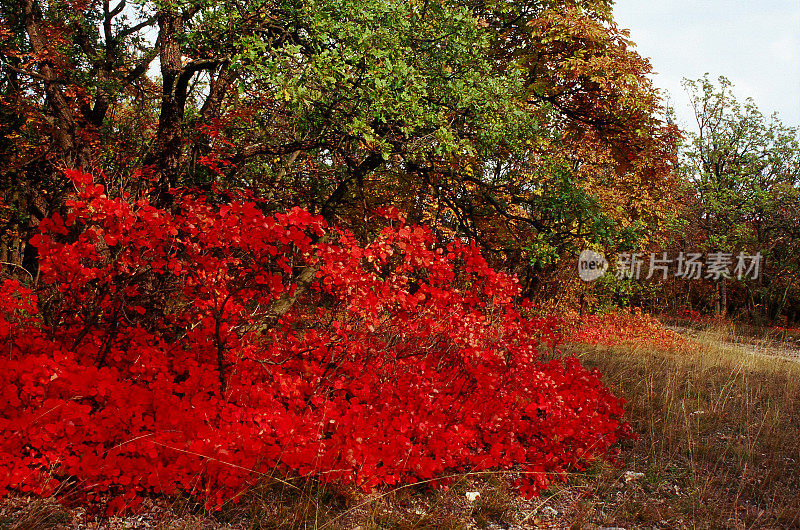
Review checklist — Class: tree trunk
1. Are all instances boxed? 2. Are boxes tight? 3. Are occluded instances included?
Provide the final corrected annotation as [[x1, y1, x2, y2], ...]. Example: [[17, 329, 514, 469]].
[[21, 0, 94, 170], [148, 9, 185, 206]]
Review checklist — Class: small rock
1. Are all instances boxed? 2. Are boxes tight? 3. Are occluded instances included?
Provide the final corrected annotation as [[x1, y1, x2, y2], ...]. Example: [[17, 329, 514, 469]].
[[540, 505, 558, 518], [465, 491, 481, 502], [623, 471, 645, 483]]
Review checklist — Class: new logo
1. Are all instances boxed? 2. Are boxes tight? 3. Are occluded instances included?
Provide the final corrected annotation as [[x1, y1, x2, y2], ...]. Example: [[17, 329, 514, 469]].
[[578, 250, 608, 282]]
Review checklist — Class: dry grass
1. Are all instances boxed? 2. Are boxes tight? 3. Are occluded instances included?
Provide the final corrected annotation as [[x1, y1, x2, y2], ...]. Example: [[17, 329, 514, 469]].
[[553, 325, 800, 529], [4, 323, 800, 529]]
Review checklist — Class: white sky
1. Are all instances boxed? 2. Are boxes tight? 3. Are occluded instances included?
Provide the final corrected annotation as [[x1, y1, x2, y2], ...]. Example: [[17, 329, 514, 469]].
[[612, 0, 800, 131]]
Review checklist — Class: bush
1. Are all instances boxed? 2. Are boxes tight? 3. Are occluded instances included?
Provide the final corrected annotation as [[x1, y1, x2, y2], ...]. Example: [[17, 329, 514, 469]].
[[0, 171, 632, 513]]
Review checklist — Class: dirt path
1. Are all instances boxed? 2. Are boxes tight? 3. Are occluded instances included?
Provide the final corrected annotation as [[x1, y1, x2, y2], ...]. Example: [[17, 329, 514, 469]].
[[664, 324, 800, 362]]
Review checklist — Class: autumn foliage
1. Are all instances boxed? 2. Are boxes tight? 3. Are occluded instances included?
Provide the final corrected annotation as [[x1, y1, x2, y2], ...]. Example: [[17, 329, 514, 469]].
[[0, 171, 631, 512], [565, 308, 687, 350]]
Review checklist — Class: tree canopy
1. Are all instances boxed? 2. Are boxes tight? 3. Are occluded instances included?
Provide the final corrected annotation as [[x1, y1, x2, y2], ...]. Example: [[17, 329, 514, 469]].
[[1, 0, 679, 290], [679, 75, 800, 319]]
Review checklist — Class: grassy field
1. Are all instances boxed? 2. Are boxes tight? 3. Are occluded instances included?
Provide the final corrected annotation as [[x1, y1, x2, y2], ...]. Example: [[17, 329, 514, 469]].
[[551, 325, 800, 529], [3, 324, 800, 529]]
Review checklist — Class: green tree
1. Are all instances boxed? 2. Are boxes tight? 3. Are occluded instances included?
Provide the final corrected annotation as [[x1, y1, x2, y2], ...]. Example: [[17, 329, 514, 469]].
[[681, 75, 800, 320]]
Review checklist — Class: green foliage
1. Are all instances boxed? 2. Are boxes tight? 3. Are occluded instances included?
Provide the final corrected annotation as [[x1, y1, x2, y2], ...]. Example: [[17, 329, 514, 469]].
[[232, 0, 533, 159], [680, 75, 800, 319]]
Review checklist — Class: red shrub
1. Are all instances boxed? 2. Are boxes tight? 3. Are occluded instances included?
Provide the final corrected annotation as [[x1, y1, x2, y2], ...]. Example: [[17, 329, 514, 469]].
[[565, 308, 686, 350], [0, 171, 632, 512]]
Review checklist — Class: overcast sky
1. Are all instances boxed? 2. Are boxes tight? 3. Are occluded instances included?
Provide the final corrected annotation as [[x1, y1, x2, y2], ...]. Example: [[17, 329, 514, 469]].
[[612, 0, 800, 131]]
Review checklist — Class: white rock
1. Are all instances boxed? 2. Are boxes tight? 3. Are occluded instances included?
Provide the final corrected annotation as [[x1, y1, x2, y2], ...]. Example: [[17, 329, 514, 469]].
[[623, 471, 645, 483], [465, 491, 481, 502], [540, 505, 558, 518]]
